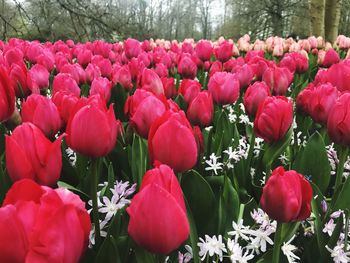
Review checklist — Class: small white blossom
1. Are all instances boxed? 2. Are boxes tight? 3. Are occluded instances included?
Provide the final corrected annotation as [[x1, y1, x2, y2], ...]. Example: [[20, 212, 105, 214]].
[[229, 112, 237, 123], [227, 238, 254, 263], [239, 114, 253, 126], [326, 244, 350, 263], [89, 220, 108, 248], [279, 152, 289, 165], [198, 235, 227, 262], [282, 235, 300, 263], [248, 228, 274, 253], [178, 245, 193, 263], [205, 153, 224, 175], [323, 219, 336, 236], [228, 219, 251, 242]]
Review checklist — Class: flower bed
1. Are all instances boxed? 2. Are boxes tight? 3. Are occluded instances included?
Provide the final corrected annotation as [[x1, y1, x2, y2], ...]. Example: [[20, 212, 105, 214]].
[[1, 35, 350, 262]]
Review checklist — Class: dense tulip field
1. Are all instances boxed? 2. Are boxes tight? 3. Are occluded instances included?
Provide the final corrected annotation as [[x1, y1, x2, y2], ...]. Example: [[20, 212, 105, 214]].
[[2, 34, 350, 263]]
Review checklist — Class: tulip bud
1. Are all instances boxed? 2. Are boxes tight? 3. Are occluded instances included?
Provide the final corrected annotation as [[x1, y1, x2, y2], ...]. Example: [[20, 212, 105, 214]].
[[178, 79, 201, 105], [208, 72, 240, 105], [177, 55, 197, 79], [0, 66, 15, 122], [254, 96, 293, 143], [214, 41, 233, 62], [124, 38, 141, 59], [125, 89, 167, 138], [187, 91, 213, 127], [21, 94, 62, 137], [195, 40, 213, 61], [148, 111, 198, 172], [262, 66, 293, 95], [127, 164, 189, 254], [52, 73, 80, 97], [89, 77, 112, 102], [327, 93, 350, 146], [66, 96, 121, 158], [6, 123, 63, 186], [260, 166, 312, 223], [243, 81, 271, 117], [161, 77, 176, 99], [138, 68, 164, 95]]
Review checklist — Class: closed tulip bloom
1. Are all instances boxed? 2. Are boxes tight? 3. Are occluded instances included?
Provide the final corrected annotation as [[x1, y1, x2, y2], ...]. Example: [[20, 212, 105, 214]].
[[323, 63, 350, 93], [125, 89, 167, 138], [85, 63, 102, 84], [214, 41, 233, 62], [254, 96, 293, 143], [0, 179, 91, 263], [155, 63, 168, 78], [260, 166, 312, 223], [27, 64, 49, 91], [297, 83, 338, 125], [148, 111, 198, 172], [177, 56, 197, 79], [124, 38, 142, 59], [178, 79, 201, 104], [0, 66, 15, 122], [138, 68, 164, 95], [127, 164, 189, 254], [187, 91, 213, 127], [66, 96, 121, 158], [232, 64, 255, 89], [208, 72, 240, 105], [320, 48, 340, 68], [209, 61, 222, 77], [21, 94, 62, 137], [327, 93, 350, 146], [9, 62, 30, 97], [243, 81, 271, 117], [262, 66, 293, 95], [6, 123, 63, 186], [52, 73, 80, 97], [89, 77, 112, 102], [77, 48, 92, 68], [161, 77, 177, 98], [113, 65, 133, 91], [196, 40, 213, 61], [52, 91, 80, 125]]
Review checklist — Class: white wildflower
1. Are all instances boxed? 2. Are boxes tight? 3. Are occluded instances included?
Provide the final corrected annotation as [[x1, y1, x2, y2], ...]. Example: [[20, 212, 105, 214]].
[[228, 219, 251, 242], [198, 235, 227, 262], [205, 153, 224, 175], [248, 228, 274, 253], [227, 238, 254, 263], [323, 219, 336, 236], [326, 244, 350, 263], [281, 235, 300, 263]]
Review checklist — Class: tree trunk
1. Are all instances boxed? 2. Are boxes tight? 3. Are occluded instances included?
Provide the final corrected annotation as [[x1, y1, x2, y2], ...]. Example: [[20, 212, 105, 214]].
[[325, 0, 342, 42], [271, 1, 283, 36], [310, 0, 325, 37]]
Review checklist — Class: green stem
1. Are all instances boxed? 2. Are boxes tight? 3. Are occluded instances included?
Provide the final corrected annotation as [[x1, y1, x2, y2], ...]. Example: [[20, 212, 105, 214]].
[[155, 254, 166, 263], [335, 147, 349, 191], [91, 158, 101, 246], [272, 223, 283, 263], [246, 132, 256, 173]]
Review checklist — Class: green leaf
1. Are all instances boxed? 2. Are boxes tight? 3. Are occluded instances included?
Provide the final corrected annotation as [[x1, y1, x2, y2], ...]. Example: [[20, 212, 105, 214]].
[[130, 134, 148, 188], [181, 170, 216, 234], [292, 132, 331, 193], [184, 198, 200, 263], [262, 128, 292, 169], [57, 181, 89, 198], [174, 94, 187, 111]]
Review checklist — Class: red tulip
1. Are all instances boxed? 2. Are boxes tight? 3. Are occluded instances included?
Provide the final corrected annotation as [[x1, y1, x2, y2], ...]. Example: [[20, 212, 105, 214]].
[[323, 63, 350, 93], [327, 93, 350, 146], [155, 63, 168, 78], [187, 91, 213, 127], [52, 73, 80, 97], [52, 91, 80, 125], [161, 77, 177, 99], [214, 41, 233, 62], [66, 96, 121, 158], [243, 81, 271, 117], [178, 79, 201, 104], [89, 77, 112, 102], [137, 68, 164, 95], [209, 61, 222, 77], [262, 66, 293, 95], [125, 89, 167, 138], [21, 94, 62, 137], [127, 164, 189, 254], [124, 38, 142, 59], [77, 48, 92, 68], [0, 66, 15, 122], [9, 62, 30, 97], [260, 166, 312, 222], [254, 96, 293, 143], [320, 48, 340, 67], [177, 55, 197, 79], [208, 72, 240, 105], [85, 63, 102, 84], [113, 65, 133, 91], [6, 123, 63, 186], [232, 64, 255, 89], [148, 111, 198, 172], [196, 40, 213, 61], [0, 179, 91, 263], [27, 64, 49, 92], [297, 82, 338, 125]]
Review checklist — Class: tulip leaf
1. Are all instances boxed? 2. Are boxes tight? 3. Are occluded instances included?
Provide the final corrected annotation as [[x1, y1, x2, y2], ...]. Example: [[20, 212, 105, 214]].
[[95, 235, 121, 263], [174, 94, 187, 111], [112, 83, 128, 122], [181, 170, 216, 234], [184, 197, 200, 263], [262, 128, 292, 170], [130, 134, 148, 188], [292, 132, 331, 193], [57, 181, 89, 198], [333, 175, 350, 211]]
